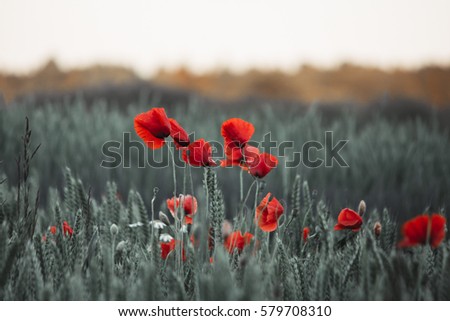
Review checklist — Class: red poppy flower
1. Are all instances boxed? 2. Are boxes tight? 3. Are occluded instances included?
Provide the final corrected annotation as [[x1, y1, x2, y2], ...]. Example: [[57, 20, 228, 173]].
[[160, 239, 186, 261], [134, 108, 171, 149], [167, 194, 198, 225], [224, 231, 254, 253], [50, 225, 57, 235], [334, 208, 363, 232], [221, 118, 255, 147], [169, 118, 190, 148], [161, 239, 176, 260], [245, 151, 278, 179], [255, 193, 284, 232], [303, 227, 310, 242], [182, 139, 217, 167], [63, 221, 73, 237], [220, 118, 255, 167], [399, 214, 446, 249]]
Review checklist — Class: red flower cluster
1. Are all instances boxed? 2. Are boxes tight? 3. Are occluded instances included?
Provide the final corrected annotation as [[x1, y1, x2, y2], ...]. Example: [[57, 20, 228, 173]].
[[134, 107, 217, 167], [224, 231, 254, 253], [134, 109, 284, 237], [167, 194, 198, 225], [221, 118, 255, 166], [221, 118, 278, 178], [398, 214, 446, 248], [43, 221, 73, 241], [255, 193, 284, 232], [334, 208, 363, 232]]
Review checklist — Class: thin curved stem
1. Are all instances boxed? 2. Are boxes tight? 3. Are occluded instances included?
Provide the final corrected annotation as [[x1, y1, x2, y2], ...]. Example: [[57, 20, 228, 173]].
[[240, 169, 244, 202], [240, 179, 257, 214], [168, 147, 182, 275]]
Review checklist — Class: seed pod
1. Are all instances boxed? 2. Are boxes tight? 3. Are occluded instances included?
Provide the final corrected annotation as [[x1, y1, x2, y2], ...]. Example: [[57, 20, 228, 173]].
[[110, 223, 119, 236], [358, 200, 366, 216], [374, 221, 382, 237], [159, 211, 171, 226]]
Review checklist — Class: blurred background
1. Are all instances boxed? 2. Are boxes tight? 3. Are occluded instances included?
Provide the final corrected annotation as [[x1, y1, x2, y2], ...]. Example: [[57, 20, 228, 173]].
[[1, 0, 450, 221]]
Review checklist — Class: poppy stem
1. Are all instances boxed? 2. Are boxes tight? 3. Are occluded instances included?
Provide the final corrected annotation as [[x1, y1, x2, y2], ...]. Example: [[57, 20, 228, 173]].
[[168, 147, 182, 275], [252, 180, 260, 241], [242, 180, 257, 207], [183, 164, 187, 195], [240, 169, 244, 202], [111, 234, 115, 269], [283, 215, 295, 238], [203, 167, 210, 261], [188, 164, 194, 196], [253, 180, 260, 215], [168, 147, 177, 198], [150, 188, 157, 252], [239, 180, 257, 221]]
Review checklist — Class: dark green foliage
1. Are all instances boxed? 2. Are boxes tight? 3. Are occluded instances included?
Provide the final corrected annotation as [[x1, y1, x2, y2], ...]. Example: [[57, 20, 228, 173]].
[[134, 191, 150, 246], [1, 105, 450, 300], [1, 100, 449, 219], [0, 165, 449, 300]]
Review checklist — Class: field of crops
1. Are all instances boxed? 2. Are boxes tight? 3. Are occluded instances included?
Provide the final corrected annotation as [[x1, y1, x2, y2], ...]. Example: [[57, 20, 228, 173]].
[[0, 96, 449, 300]]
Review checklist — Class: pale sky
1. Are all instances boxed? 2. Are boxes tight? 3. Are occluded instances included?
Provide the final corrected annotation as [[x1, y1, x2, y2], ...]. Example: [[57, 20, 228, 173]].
[[0, 0, 449, 76]]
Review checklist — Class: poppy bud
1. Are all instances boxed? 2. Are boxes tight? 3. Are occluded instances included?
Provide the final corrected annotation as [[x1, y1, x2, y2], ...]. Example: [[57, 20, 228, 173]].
[[358, 200, 366, 216], [374, 222, 382, 237], [50, 226, 57, 235], [110, 224, 119, 236], [116, 240, 127, 253], [302, 227, 310, 242], [159, 211, 171, 225]]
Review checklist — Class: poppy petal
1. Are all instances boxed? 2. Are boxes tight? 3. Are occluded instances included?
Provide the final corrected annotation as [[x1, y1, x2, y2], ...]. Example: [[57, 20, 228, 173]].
[[224, 231, 253, 253], [247, 152, 278, 179], [430, 214, 446, 248], [401, 215, 429, 246], [184, 215, 193, 225], [169, 118, 190, 148], [222, 140, 245, 167], [134, 108, 171, 149], [302, 227, 310, 241], [336, 208, 363, 230], [221, 118, 255, 146], [255, 193, 284, 232], [183, 139, 217, 167], [134, 119, 166, 149], [333, 223, 346, 231], [398, 214, 447, 248]]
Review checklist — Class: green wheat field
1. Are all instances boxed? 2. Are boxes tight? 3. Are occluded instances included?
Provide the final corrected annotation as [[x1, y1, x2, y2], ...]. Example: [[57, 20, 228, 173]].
[[0, 96, 450, 300]]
